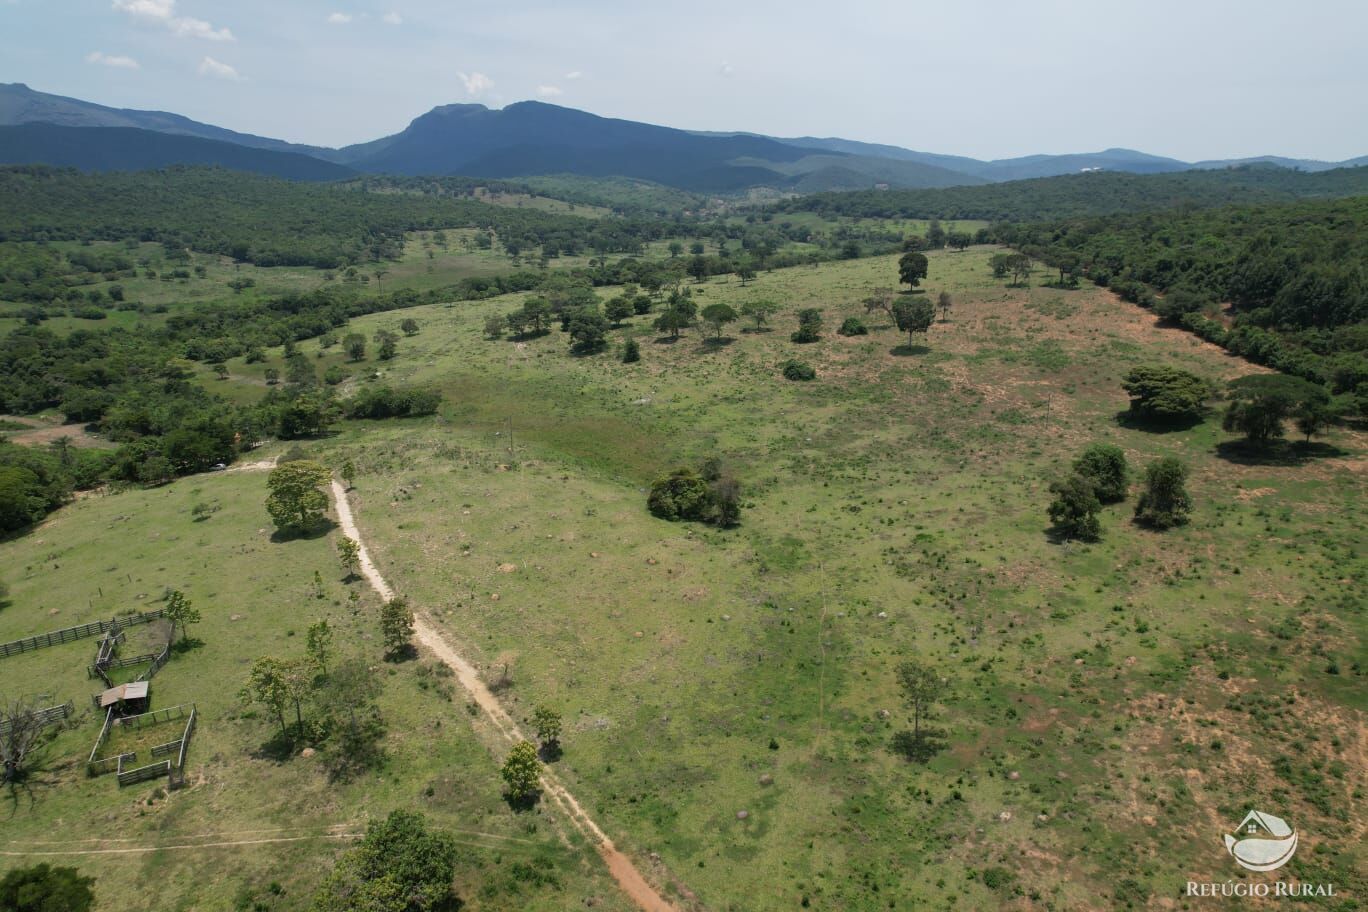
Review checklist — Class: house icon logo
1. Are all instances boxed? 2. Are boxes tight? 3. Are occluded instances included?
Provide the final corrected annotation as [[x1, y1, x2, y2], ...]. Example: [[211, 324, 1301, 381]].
[[1224, 810, 1298, 871]]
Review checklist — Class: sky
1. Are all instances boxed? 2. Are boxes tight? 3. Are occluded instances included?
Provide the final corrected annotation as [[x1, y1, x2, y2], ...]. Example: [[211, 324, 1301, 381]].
[[1, 0, 1365, 161]]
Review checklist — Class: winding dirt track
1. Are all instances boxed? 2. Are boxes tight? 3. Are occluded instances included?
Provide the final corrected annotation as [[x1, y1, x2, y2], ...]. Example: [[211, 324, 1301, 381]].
[[330, 480, 681, 912]]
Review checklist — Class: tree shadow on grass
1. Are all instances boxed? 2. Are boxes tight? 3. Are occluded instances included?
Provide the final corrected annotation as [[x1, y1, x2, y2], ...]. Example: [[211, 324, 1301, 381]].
[[171, 636, 205, 656], [3, 748, 59, 817], [1215, 439, 1349, 467], [383, 644, 418, 664], [652, 335, 684, 345], [740, 326, 774, 334], [698, 336, 735, 350], [537, 742, 562, 763], [890, 343, 931, 357], [890, 729, 946, 764], [503, 790, 542, 813], [270, 519, 338, 544], [1114, 410, 1206, 433]]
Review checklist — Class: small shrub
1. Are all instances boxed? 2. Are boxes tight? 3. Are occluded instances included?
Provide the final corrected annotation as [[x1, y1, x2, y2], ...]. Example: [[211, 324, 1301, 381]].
[[838, 316, 868, 336], [781, 359, 816, 381]]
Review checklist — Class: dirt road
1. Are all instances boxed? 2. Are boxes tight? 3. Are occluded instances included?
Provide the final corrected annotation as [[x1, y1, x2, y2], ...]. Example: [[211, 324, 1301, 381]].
[[329, 480, 682, 912]]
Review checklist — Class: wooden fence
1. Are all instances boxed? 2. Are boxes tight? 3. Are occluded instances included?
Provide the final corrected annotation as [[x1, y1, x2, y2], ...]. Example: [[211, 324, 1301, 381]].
[[88, 703, 196, 785], [0, 700, 73, 737], [117, 757, 171, 787], [1, 609, 166, 660]]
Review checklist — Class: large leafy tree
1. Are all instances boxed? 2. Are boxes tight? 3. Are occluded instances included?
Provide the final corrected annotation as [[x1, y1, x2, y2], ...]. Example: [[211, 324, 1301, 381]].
[[311, 811, 458, 912], [1073, 443, 1129, 504], [501, 741, 543, 803], [898, 251, 928, 289], [265, 460, 331, 532], [1047, 473, 1102, 541], [892, 298, 935, 346], [1122, 365, 1213, 421]]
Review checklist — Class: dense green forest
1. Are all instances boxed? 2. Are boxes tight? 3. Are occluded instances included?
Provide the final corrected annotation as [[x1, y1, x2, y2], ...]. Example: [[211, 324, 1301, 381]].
[[0, 166, 677, 267], [774, 165, 1368, 222], [1002, 196, 1367, 412]]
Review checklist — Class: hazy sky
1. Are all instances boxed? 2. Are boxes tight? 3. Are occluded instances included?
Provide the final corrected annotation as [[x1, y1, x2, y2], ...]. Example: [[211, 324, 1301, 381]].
[[2, 0, 1365, 160]]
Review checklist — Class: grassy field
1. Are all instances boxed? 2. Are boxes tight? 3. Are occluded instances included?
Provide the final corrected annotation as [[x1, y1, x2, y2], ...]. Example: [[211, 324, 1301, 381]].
[[3, 247, 1363, 910], [0, 470, 632, 912]]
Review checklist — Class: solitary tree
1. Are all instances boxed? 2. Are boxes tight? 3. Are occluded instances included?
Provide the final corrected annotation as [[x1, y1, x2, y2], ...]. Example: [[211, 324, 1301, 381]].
[[622, 338, 641, 363], [567, 308, 610, 353], [312, 811, 457, 912], [400, 318, 420, 336], [604, 296, 634, 326], [1, 697, 49, 785], [1047, 473, 1102, 541], [791, 308, 823, 343], [340, 459, 357, 490], [265, 461, 331, 533], [483, 314, 506, 339], [740, 299, 779, 331], [1006, 253, 1033, 287], [863, 288, 896, 320], [701, 303, 738, 339], [381, 597, 415, 659], [532, 706, 563, 753], [937, 290, 953, 322], [1122, 365, 1212, 422], [163, 589, 201, 643], [898, 251, 929, 289], [343, 333, 367, 362], [892, 298, 935, 347], [244, 657, 290, 737], [1134, 457, 1192, 529], [306, 620, 333, 675], [501, 740, 543, 803], [338, 536, 360, 580], [1073, 443, 1129, 504], [893, 660, 947, 763], [375, 330, 399, 361]]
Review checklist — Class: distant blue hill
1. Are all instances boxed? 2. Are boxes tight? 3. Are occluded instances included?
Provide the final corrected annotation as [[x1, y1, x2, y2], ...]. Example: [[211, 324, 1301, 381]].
[[0, 123, 354, 181], [1, 82, 1362, 193]]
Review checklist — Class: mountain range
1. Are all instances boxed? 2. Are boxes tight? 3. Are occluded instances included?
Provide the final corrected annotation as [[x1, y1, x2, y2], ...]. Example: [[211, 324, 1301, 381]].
[[1, 83, 1364, 193]]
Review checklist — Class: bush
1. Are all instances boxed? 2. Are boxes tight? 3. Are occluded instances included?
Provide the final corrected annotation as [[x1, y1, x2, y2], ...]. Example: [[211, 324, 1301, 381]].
[[1047, 473, 1102, 541], [837, 316, 868, 336], [1073, 443, 1128, 503], [647, 468, 710, 522], [1134, 457, 1192, 529], [343, 387, 442, 420], [781, 359, 816, 381]]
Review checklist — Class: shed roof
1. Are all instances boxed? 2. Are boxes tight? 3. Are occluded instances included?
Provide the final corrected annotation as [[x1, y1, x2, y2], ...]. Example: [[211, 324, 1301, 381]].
[[98, 681, 149, 708]]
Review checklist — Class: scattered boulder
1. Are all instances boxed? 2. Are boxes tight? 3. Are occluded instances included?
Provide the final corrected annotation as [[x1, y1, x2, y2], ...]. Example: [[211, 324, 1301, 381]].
[[736, 810, 749, 820], [300, 747, 316, 758], [1007, 770, 1020, 781], [997, 810, 1012, 823], [758, 773, 774, 786]]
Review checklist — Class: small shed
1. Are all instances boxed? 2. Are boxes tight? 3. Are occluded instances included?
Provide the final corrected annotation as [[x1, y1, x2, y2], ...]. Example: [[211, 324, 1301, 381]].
[[97, 681, 149, 715]]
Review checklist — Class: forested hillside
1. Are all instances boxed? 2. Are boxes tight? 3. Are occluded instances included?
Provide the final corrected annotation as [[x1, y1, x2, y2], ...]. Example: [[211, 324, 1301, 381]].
[[1006, 196, 1367, 409], [0, 166, 673, 267], [776, 165, 1368, 221]]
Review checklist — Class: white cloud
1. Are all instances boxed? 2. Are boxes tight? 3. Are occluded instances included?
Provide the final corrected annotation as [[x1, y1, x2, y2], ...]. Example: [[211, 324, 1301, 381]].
[[113, 0, 234, 41], [564, 70, 582, 80], [197, 56, 242, 81], [535, 84, 563, 98], [718, 62, 735, 77], [382, 11, 402, 25], [112, 0, 173, 19], [458, 71, 493, 95], [327, 11, 351, 24], [85, 51, 141, 69]]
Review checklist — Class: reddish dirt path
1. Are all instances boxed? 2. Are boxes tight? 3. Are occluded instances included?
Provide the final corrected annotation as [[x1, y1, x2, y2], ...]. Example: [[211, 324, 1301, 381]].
[[329, 480, 683, 912]]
